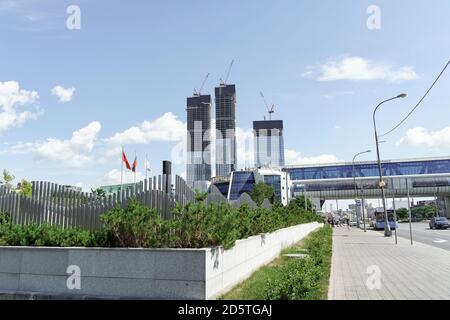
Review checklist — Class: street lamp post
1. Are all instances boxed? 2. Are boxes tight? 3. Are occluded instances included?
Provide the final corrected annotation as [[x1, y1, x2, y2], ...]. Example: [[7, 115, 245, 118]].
[[352, 150, 371, 229], [373, 93, 407, 237]]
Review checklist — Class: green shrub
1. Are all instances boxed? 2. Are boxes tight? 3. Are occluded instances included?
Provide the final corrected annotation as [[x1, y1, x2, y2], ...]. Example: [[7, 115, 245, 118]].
[[98, 195, 320, 249], [0, 195, 321, 249], [0, 223, 95, 247], [0, 211, 11, 225], [264, 225, 332, 300], [100, 198, 163, 248]]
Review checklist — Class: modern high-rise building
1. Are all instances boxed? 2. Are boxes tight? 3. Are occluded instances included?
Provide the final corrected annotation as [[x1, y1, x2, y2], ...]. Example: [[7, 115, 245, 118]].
[[253, 120, 285, 168], [215, 84, 237, 178], [186, 95, 212, 189]]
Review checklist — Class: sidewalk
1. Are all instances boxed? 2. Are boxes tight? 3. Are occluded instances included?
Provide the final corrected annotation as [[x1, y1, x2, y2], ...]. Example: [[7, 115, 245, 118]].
[[328, 227, 450, 300]]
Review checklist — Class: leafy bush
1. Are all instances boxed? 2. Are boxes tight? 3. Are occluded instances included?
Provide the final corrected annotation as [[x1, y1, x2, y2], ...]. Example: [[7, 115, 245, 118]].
[[100, 198, 163, 247], [0, 194, 321, 249], [18, 180, 33, 198], [0, 211, 11, 225], [264, 225, 332, 300], [0, 221, 96, 247], [99, 195, 320, 249]]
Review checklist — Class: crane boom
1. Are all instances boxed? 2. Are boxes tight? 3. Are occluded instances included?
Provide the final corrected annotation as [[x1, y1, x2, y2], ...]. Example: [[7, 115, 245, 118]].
[[194, 73, 210, 96], [260, 91, 275, 120], [220, 60, 235, 86], [259, 91, 269, 110]]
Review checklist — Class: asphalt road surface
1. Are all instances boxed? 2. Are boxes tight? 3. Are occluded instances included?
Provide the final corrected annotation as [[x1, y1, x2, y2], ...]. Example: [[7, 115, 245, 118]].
[[393, 222, 450, 251]]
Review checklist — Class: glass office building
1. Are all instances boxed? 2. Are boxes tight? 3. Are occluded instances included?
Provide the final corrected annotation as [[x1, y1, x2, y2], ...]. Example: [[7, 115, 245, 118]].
[[226, 168, 290, 205], [215, 84, 237, 178], [263, 175, 282, 202], [253, 120, 285, 168], [228, 171, 256, 201], [186, 95, 212, 188]]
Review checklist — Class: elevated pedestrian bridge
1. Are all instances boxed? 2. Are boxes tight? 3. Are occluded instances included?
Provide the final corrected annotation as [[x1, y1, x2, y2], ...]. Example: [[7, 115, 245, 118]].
[[283, 156, 450, 200]]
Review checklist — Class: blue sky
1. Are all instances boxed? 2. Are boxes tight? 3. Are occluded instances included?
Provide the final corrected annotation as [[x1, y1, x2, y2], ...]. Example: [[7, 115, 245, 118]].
[[1, 0, 450, 193]]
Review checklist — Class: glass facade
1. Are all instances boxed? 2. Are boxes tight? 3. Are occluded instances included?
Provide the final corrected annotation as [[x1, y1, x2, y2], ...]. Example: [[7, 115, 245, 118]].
[[215, 85, 237, 178], [263, 175, 282, 201], [213, 181, 231, 198], [285, 159, 450, 181], [253, 120, 285, 168], [229, 171, 256, 200], [186, 95, 212, 186], [293, 177, 450, 193]]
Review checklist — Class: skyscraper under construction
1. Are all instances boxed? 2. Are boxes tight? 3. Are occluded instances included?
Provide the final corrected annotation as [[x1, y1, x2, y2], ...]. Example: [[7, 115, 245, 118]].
[[215, 84, 237, 178], [186, 94, 212, 190], [253, 120, 285, 168]]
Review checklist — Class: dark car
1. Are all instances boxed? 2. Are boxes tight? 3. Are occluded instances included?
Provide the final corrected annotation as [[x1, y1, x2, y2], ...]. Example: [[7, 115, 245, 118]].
[[429, 217, 450, 230]]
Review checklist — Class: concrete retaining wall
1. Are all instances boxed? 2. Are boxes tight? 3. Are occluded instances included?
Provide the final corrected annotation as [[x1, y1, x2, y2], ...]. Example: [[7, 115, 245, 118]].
[[205, 222, 322, 299], [0, 222, 322, 299]]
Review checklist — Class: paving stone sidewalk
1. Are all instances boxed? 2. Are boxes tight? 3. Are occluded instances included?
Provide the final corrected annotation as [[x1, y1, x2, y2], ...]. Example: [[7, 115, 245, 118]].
[[328, 227, 450, 300]]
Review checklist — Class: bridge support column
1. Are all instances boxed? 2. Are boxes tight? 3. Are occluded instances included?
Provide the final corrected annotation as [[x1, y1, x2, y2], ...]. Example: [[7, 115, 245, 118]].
[[310, 198, 322, 212], [444, 196, 450, 218]]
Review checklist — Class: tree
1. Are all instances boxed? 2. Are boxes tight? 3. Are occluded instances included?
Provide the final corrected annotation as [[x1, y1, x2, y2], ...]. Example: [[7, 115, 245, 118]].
[[249, 182, 275, 206], [91, 188, 106, 200], [18, 180, 32, 198], [194, 191, 208, 203], [1, 169, 15, 189], [288, 195, 315, 213], [396, 208, 408, 221], [412, 204, 436, 220]]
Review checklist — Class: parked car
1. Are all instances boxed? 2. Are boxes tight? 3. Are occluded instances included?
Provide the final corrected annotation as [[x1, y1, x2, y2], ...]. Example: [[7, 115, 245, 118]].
[[429, 217, 450, 230]]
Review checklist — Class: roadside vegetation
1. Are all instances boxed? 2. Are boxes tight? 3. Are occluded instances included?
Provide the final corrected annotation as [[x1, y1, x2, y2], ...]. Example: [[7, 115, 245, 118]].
[[220, 225, 332, 300], [0, 192, 321, 249], [396, 205, 438, 221]]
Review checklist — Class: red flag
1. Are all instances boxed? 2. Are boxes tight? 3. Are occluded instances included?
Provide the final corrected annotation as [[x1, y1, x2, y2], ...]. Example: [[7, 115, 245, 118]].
[[132, 157, 137, 173], [122, 151, 131, 170]]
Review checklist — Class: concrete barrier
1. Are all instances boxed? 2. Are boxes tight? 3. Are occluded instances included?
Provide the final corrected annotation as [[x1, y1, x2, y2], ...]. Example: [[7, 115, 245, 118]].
[[0, 222, 322, 299], [205, 222, 322, 299]]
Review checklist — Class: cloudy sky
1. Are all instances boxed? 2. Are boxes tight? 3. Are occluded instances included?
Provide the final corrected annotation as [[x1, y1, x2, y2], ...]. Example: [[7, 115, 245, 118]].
[[1, 0, 450, 193]]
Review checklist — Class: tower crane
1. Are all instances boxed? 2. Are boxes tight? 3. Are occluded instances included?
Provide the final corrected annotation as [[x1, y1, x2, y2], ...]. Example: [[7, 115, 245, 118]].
[[219, 60, 235, 86], [193, 73, 210, 97], [260, 91, 275, 120]]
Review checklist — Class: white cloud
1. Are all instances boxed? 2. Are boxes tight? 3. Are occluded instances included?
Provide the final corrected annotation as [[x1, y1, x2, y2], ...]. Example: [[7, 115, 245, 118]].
[[102, 169, 145, 185], [303, 56, 418, 82], [11, 121, 102, 167], [105, 112, 185, 157], [285, 149, 342, 165], [397, 126, 450, 148], [0, 81, 41, 133], [51, 85, 75, 103]]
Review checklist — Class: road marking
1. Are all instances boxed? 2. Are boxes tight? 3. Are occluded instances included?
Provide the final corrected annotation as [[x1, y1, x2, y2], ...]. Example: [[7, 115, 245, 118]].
[[433, 239, 448, 243]]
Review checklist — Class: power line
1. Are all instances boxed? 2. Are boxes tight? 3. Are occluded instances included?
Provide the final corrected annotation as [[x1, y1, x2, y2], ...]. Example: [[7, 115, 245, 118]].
[[379, 59, 450, 138]]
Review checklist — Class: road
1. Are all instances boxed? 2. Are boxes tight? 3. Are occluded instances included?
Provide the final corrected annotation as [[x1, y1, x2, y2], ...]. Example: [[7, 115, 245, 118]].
[[391, 222, 450, 251]]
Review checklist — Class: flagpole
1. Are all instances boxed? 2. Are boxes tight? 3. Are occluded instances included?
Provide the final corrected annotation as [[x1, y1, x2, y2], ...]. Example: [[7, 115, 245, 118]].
[[145, 153, 148, 180], [120, 146, 124, 191], [134, 151, 137, 194]]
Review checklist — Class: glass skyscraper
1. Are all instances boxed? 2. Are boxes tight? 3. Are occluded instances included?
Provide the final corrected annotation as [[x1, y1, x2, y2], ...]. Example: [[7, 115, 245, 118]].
[[253, 120, 285, 168], [186, 95, 212, 188], [215, 84, 237, 178]]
